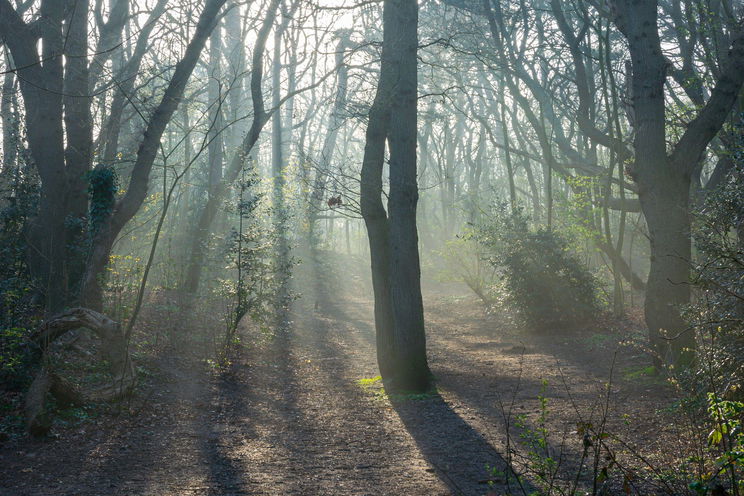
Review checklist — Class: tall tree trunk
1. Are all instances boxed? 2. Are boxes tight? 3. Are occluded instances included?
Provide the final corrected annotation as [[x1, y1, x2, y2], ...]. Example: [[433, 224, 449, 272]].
[[360, 9, 395, 380], [271, 9, 290, 311], [1, 50, 18, 179], [361, 0, 430, 392], [641, 171, 694, 365], [498, 76, 516, 214], [12, 0, 68, 312], [386, 0, 429, 391], [307, 33, 351, 242], [182, 0, 279, 293], [615, 1, 690, 366], [207, 21, 224, 191], [190, 18, 225, 287], [360, 83, 395, 381], [63, 0, 93, 300]]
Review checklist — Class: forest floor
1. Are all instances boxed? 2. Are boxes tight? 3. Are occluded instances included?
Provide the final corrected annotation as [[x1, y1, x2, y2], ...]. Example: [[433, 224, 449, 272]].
[[1, 273, 692, 495]]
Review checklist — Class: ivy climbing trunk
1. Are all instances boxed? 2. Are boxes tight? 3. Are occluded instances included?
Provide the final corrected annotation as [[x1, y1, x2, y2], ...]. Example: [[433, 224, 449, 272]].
[[81, 0, 229, 309]]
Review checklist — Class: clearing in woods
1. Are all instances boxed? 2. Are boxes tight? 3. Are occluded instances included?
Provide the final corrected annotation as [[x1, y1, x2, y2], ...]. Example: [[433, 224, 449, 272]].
[[0, 274, 676, 496]]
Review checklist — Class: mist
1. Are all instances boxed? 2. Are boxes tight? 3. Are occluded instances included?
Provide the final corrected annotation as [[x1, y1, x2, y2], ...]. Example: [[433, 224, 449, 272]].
[[1, 0, 743, 494]]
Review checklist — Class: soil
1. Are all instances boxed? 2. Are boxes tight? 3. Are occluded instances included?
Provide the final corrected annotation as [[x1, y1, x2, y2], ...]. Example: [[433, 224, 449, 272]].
[[0, 283, 686, 496]]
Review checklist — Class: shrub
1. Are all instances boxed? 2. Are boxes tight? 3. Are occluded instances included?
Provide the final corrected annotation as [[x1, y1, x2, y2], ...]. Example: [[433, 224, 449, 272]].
[[0, 166, 41, 390], [472, 203, 601, 331], [684, 160, 744, 399]]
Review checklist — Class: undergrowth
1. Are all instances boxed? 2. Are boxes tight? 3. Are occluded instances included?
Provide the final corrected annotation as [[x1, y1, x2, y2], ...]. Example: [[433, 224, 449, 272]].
[[470, 203, 602, 332]]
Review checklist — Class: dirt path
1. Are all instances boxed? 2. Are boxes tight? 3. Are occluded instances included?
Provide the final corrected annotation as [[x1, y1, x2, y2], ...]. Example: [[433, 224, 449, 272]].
[[0, 288, 676, 495]]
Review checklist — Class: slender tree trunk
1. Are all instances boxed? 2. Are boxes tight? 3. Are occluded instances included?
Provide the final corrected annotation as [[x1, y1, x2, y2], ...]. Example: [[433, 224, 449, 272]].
[[82, 0, 229, 308], [1, 51, 18, 179], [308, 34, 351, 242], [271, 11, 290, 311], [360, 38, 395, 382], [498, 77, 516, 214], [182, 0, 279, 293], [207, 21, 224, 190]]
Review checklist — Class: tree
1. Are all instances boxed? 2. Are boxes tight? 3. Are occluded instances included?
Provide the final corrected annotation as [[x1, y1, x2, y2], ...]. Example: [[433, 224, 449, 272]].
[[0, 0, 228, 312], [609, 0, 744, 365], [81, 0, 229, 310], [182, 0, 281, 293], [360, 0, 431, 392]]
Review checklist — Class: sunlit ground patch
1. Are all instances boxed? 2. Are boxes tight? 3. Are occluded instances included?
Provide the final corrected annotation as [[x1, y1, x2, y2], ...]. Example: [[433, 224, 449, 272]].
[[622, 365, 663, 384], [356, 375, 439, 402]]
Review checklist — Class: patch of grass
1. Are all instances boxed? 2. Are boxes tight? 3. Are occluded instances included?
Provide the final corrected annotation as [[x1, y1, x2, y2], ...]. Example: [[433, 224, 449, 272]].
[[356, 375, 382, 386], [356, 375, 439, 402], [356, 375, 387, 401], [623, 365, 661, 382]]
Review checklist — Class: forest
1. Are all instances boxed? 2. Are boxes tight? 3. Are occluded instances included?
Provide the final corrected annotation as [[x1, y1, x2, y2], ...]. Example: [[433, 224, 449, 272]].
[[0, 0, 743, 494]]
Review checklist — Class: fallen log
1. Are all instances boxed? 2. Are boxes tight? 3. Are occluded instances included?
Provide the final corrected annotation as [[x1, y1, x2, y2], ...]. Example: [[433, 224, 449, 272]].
[[25, 308, 136, 435], [24, 367, 52, 436]]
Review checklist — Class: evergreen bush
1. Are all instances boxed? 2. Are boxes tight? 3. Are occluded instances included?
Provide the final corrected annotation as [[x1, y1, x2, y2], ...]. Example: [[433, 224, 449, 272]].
[[473, 203, 601, 331]]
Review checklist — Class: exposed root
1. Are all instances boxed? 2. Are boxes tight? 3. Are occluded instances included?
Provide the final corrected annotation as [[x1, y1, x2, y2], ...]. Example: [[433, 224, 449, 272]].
[[25, 308, 136, 435]]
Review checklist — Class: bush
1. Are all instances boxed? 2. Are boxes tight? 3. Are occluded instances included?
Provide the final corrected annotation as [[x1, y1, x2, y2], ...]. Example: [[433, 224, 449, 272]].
[[684, 161, 744, 399], [0, 166, 41, 390], [472, 203, 601, 331]]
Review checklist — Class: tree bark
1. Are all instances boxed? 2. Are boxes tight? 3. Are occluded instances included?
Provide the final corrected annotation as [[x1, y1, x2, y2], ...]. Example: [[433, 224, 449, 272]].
[[360, 55, 395, 381], [63, 0, 94, 298], [386, 0, 430, 391], [1, 0, 68, 312], [25, 307, 137, 435], [360, 0, 430, 391]]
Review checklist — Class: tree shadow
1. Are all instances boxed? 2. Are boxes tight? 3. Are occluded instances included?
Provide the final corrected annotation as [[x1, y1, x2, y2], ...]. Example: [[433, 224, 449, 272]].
[[191, 323, 306, 494], [196, 370, 259, 495], [390, 392, 537, 496], [311, 289, 538, 494], [424, 295, 661, 393]]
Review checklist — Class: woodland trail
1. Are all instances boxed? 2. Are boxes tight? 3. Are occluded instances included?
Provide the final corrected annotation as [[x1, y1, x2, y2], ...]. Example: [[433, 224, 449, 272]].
[[0, 287, 674, 496]]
